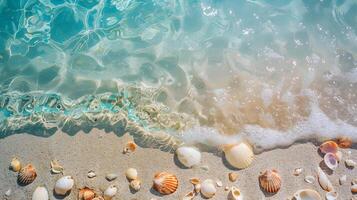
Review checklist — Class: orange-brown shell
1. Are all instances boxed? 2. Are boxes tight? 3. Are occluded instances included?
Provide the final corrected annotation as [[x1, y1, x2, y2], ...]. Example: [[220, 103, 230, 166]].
[[336, 137, 352, 148], [319, 141, 338, 154], [79, 187, 95, 200], [153, 172, 178, 195], [259, 169, 281, 193], [18, 164, 37, 185], [123, 141, 137, 153]]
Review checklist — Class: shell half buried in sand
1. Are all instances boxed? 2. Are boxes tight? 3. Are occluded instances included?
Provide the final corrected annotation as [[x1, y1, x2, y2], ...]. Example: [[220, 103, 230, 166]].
[[293, 189, 322, 200], [259, 169, 281, 194], [152, 172, 178, 195], [18, 164, 37, 185], [223, 142, 254, 169]]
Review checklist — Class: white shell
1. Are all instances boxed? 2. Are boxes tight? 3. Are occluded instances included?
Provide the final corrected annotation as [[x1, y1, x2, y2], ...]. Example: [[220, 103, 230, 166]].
[[293, 189, 322, 200], [339, 175, 347, 185], [325, 191, 338, 200], [324, 153, 338, 170], [317, 167, 333, 192], [223, 142, 254, 169], [5, 189, 11, 197], [125, 168, 138, 180], [104, 185, 117, 200], [216, 180, 223, 187], [105, 173, 118, 181], [87, 171, 96, 178], [345, 159, 356, 168], [227, 186, 243, 200], [200, 179, 216, 199], [54, 176, 74, 196], [32, 186, 49, 200], [335, 151, 342, 161], [176, 146, 201, 168], [293, 168, 303, 176], [304, 175, 315, 184]]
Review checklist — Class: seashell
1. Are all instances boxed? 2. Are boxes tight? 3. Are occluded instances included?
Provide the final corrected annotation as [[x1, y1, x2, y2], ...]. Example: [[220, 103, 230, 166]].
[[105, 173, 118, 181], [293, 189, 322, 200], [228, 172, 238, 182], [352, 184, 357, 193], [225, 186, 230, 191], [216, 180, 223, 187], [79, 187, 95, 200], [335, 151, 343, 161], [32, 186, 49, 200], [50, 160, 63, 174], [87, 170, 96, 178], [293, 168, 303, 176], [223, 142, 254, 169], [317, 167, 333, 192], [104, 185, 117, 200], [130, 179, 141, 191], [228, 186, 243, 200], [125, 168, 138, 180], [93, 197, 104, 200], [200, 179, 216, 199], [324, 153, 338, 170], [352, 179, 357, 185], [18, 164, 37, 185], [319, 141, 338, 154], [176, 146, 201, 168], [194, 183, 201, 193], [189, 177, 200, 185], [10, 157, 21, 172], [345, 159, 356, 168], [123, 141, 137, 154], [181, 191, 195, 200], [152, 172, 178, 195], [5, 189, 11, 197], [339, 175, 347, 185], [304, 175, 315, 184], [259, 169, 281, 193], [325, 191, 338, 200], [54, 176, 74, 196], [336, 136, 352, 148]]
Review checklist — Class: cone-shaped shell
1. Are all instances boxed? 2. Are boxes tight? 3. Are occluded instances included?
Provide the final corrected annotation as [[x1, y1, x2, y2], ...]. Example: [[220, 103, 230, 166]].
[[79, 187, 95, 200], [259, 169, 281, 193], [319, 141, 338, 154], [54, 176, 74, 196], [32, 186, 49, 200], [18, 164, 37, 185], [324, 153, 338, 171], [293, 189, 322, 200], [153, 172, 178, 195], [223, 142, 254, 169], [10, 157, 21, 172]]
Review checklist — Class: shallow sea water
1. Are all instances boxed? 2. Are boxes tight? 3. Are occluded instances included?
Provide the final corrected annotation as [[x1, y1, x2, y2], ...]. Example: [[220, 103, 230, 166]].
[[0, 0, 356, 151]]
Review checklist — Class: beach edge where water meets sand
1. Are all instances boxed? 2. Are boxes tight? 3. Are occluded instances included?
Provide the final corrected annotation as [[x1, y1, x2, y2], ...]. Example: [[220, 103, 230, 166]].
[[0, 129, 356, 200]]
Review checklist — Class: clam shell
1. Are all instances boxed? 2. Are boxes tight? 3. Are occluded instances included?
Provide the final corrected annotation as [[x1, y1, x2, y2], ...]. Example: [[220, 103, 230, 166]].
[[125, 168, 138, 180], [319, 141, 338, 154], [50, 160, 63, 174], [130, 179, 141, 191], [259, 169, 281, 193], [176, 146, 201, 168], [224, 142, 254, 169], [324, 153, 338, 170], [10, 157, 21, 172], [293, 189, 322, 200], [79, 187, 95, 200], [32, 186, 49, 200], [317, 167, 333, 192], [152, 172, 178, 195], [123, 141, 137, 154], [325, 191, 338, 200], [18, 164, 37, 185], [336, 136, 352, 148], [200, 179, 216, 199], [54, 176, 74, 196], [228, 186, 243, 200], [104, 185, 117, 200]]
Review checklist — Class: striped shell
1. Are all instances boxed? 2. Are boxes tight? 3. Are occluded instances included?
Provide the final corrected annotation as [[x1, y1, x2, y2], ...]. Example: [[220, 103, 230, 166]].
[[153, 172, 178, 195], [259, 169, 281, 193], [18, 164, 37, 185]]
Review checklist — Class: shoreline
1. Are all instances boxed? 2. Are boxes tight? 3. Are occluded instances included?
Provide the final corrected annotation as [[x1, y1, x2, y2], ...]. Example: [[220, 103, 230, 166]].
[[0, 129, 356, 199]]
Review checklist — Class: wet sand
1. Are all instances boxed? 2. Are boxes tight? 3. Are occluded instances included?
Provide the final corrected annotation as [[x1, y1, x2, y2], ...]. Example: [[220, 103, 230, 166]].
[[0, 129, 356, 200]]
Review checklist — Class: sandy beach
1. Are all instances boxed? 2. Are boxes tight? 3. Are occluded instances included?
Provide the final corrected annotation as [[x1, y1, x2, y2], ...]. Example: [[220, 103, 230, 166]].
[[0, 129, 356, 200]]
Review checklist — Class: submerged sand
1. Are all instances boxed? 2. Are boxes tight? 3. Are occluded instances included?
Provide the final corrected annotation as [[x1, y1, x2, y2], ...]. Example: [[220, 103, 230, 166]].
[[0, 129, 356, 200]]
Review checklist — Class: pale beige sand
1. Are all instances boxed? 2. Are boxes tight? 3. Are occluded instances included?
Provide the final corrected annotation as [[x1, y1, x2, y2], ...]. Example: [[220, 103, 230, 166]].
[[0, 129, 356, 200]]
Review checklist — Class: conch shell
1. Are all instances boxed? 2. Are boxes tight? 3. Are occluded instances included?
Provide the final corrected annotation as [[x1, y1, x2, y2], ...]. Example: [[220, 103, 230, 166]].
[[18, 164, 37, 185], [259, 169, 281, 193], [223, 142, 254, 169], [317, 167, 333, 192], [152, 172, 178, 195]]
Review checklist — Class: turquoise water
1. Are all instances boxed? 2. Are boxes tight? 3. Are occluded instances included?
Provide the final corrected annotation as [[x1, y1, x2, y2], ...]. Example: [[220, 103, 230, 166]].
[[0, 0, 356, 150]]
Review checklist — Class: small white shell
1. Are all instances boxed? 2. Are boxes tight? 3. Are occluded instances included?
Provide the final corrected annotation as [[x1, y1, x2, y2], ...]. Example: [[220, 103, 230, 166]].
[[104, 185, 117, 200], [339, 175, 347, 185], [227, 186, 243, 200], [125, 168, 138, 180], [87, 171, 96, 178], [293, 168, 303, 176], [223, 142, 254, 169], [176, 146, 201, 168], [54, 176, 74, 196], [105, 173, 118, 181], [293, 189, 322, 200], [325, 191, 338, 200], [200, 179, 216, 199], [317, 167, 333, 192], [304, 175, 315, 184], [345, 159, 356, 168], [5, 189, 11, 197], [32, 186, 49, 200], [216, 180, 223, 187], [324, 153, 338, 170], [130, 179, 141, 191]]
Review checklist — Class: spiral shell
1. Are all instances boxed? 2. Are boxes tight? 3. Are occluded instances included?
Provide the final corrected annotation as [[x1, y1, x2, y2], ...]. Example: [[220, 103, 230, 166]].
[[319, 141, 338, 154], [18, 164, 37, 185], [152, 172, 178, 195], [259, 169, 281, 193]]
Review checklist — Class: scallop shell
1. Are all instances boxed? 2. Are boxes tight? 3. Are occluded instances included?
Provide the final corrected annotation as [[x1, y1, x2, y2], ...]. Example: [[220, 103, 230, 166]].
[[223, 142, 254, 169], [325, 191, 338, 200], [10, 157, 21, 172], [18, 164, 37, 185], [176, 146, 201, 168], [228, 186, 243, 200], [293, 189, 322, 200], [130, 179, 141, 191], [200, 179, 216, 199], [319, 141, 338, 154], [152, 172, 178, 195], [54, 176, 74, 196], [103, 185, 117, 200], [336, 136, 352, 148], [50, 160, 63, 174], [317, 167, 333, 192], [228, 172, 238, 182], [79, 187, 95, 200], [32, 186, 49, 200], [123, 141, 137, 154], [125, 168, 138, 180], [259, 169, 281, 193], [324, 153, 338, 170]]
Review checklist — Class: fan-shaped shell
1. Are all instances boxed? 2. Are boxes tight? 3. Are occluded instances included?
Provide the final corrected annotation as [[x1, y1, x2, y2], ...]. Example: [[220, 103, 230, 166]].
[[79, 187, 95, 200], [32, 186, 49, 200], [176, 146, 201, 168], [223, 142, 254, 169], [18, 164, 37, 185], [336, 136, 352, 148], [324, 153, 338, 170], [54, 176, 74, 196], [10, 157, 21, 172], [319, 141, 338, 154], [153, 172, 178, 195], [259, 169, 281, 193], [293, 189, 322, 200]]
